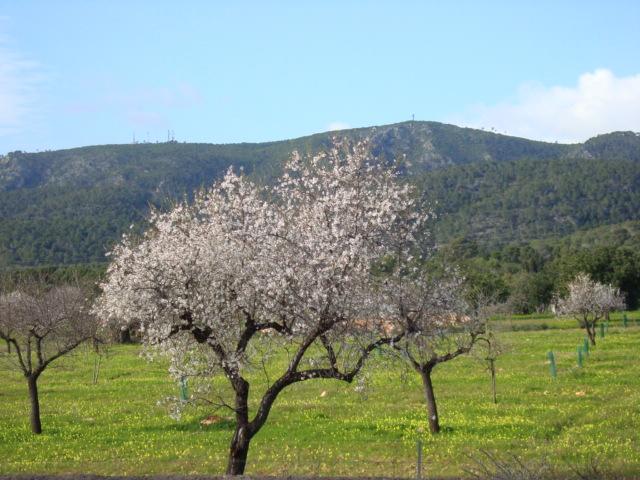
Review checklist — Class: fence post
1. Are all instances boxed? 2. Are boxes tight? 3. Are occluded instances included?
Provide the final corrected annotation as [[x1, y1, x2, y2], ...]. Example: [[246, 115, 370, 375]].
[[416, 437, 423, 480], [623, 313, 628, 328], [583, 337, 589, 357]]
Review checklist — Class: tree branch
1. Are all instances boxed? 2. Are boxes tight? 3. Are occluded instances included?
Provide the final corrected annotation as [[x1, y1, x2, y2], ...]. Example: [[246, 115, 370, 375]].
[[36, 336, 92, 376], [248, 331, 403, 436], [0, 333, 28, 375]]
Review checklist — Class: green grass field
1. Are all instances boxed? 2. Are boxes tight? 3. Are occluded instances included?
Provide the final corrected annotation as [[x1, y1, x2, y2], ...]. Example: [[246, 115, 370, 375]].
[[1, 314, 639, 478]]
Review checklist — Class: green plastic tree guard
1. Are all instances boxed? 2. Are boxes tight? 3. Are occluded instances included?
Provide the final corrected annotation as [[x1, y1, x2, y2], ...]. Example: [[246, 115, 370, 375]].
[[577, 346, 583, 368], [179, 377, 188, 402], [547, 351, 557, 378]]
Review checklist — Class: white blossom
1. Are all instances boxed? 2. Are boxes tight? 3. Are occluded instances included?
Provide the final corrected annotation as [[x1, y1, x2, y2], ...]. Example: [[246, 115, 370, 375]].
[[556, 273, 625, 345]]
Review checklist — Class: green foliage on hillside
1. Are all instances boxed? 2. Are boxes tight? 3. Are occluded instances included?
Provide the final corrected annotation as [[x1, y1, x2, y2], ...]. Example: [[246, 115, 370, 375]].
[[580, 131, 640, 161], [421, 155, 640, 245], [0, 123, 639, 268], [440, 222, 640, 312], [0, 143, 286, 266]]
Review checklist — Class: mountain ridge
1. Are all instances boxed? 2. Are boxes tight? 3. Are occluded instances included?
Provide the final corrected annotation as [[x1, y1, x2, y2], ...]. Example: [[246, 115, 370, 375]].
[[6, 121, 636, 192], [1, 121, 639, 267]]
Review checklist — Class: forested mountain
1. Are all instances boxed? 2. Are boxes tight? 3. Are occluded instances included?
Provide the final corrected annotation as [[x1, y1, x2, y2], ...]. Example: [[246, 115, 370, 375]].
[[420, 155, 640, 244], [1, 122, 639, 267]]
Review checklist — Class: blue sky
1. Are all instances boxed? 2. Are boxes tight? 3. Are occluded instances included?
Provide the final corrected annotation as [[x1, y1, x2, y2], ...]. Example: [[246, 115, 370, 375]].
[[1, 0, 639, 153]]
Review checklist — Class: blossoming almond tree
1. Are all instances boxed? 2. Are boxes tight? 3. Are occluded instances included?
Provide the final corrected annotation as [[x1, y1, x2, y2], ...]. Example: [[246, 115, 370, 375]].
[[556, 273, 625, 346], [93, 141, 421, 475]]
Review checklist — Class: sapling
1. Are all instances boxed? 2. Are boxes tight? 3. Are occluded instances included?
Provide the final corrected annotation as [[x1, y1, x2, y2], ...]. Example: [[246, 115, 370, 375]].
[[475, 327, 505, 404]]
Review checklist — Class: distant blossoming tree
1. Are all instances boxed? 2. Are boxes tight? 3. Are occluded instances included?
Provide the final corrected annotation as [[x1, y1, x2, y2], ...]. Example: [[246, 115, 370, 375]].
[[556, 273, 625, 346], [93, 141, 423, 475], [0, 278, 98, 434]]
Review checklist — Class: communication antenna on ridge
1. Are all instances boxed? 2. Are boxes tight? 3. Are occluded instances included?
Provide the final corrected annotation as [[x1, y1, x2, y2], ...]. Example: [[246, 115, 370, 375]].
[[132, 132, 136, 144]]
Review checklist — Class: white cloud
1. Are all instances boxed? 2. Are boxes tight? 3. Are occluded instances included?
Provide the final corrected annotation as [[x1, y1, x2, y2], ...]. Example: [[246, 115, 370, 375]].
[[0, 42, 41, 136], [453, 69, 640, 143], [327, 121, 351, 132]]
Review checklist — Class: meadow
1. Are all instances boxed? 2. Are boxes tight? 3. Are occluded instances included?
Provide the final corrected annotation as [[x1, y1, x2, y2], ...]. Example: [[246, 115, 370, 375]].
[[1, 313, 639, 478]]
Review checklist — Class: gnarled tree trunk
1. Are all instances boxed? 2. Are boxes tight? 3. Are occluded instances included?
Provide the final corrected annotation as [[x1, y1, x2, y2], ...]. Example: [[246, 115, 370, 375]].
[[420, 366, 440, 434], [27, 374, 42, 434], [119, 327, 132, 344], [227, 424, 252, 475], [586, 323, 596, 346], [226, 377, 253, 475]]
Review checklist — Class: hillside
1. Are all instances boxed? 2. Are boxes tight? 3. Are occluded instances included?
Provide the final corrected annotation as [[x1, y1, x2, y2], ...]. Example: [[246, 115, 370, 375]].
[[420, 154, 640, 244], [1, 122, 639, 267], [0, 121, 575, 192]]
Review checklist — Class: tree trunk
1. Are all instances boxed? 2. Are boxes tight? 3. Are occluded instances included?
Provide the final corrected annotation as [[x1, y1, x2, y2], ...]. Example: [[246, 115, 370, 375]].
[[27, 375, 42, 434], [420, 366, 440, 434], [226, 424, 251, 475], [119, 327, 132, 344], [490, 359, 497, 404], [586, 324, 596, 346], [226, 378, 252, 475]]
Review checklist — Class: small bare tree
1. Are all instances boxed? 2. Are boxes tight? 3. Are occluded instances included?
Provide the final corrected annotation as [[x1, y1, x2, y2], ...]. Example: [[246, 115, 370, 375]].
[[556, 273, 625, 346], [383, 272, 486, 434], [0, 278, 98, 434], [474, 327, 506, 404]]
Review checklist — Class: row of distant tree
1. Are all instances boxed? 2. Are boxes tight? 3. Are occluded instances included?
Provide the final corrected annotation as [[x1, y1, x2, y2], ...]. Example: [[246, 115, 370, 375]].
[[437, 236, 640, 312]]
